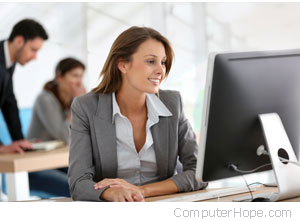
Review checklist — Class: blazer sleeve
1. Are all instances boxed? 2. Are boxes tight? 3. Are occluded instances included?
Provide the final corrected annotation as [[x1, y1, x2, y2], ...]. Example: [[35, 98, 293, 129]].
[[1, 76, 24, 141], [169, 92, 207, 192], [68, 97, 108, 201]]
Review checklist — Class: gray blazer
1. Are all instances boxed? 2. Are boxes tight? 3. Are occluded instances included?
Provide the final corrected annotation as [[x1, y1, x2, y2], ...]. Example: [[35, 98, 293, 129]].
[[68, 89, 205, 201]]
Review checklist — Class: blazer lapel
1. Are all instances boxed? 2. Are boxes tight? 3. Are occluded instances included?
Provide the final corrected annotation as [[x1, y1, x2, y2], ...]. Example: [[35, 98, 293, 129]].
[[7, 64, 15, 75], [92, 93, 118, 178], [151, 117, 169, 180], [0, 41, 5, 66]]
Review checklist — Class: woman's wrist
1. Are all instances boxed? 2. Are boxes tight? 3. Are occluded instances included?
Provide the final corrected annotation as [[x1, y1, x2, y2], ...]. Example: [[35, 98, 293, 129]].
[[99, 186, 111, 201], [138, 185, 147, 197]]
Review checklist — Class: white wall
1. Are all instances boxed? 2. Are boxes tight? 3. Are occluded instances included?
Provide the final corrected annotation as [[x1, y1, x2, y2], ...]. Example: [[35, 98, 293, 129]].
[[2, 2, 300, 135], [0, 2, 205, 133]]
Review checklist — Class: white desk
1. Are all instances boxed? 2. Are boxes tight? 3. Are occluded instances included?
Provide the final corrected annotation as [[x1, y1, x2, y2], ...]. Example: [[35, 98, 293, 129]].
[[0, 146, 69, 201]]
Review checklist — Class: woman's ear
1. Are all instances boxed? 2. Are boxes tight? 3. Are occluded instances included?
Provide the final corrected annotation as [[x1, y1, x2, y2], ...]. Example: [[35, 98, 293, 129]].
[[117, 59, 128, 74], [56, 72, 63, 84]]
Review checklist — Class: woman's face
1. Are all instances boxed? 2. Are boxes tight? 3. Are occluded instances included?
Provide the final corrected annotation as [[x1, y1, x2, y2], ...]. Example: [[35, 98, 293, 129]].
[[119, 38, 167, 94], [57, 67, 85, 97]]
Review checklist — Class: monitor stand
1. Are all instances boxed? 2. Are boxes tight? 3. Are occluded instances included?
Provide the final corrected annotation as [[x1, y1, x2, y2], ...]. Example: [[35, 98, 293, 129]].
[[258, 112, 300, 201]]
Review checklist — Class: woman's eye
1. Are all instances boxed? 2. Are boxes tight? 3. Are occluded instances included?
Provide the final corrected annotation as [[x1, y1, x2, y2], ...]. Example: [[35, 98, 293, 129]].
[[162, 61, 166, 66], [147, 60, 155, 64]]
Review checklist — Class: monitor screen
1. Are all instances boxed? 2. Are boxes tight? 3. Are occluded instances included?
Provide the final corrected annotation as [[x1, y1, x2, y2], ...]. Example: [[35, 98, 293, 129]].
[[196, 49, 300, 183]]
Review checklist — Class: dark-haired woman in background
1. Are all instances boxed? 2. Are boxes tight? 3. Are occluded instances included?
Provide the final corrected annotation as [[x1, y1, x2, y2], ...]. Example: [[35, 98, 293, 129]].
[[28, 57, 85, 143], [27, 57, 85, 198]]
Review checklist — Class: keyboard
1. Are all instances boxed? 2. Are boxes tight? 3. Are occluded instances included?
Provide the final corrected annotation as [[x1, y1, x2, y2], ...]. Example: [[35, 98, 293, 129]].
[[31, 140, 65, 151], [154, 186, 256, 202]]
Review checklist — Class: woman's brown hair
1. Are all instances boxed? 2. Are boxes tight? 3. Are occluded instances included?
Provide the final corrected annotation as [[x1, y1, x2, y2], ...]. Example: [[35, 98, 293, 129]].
[[92, 26, 174, 94], [44, 57, 85, 109]]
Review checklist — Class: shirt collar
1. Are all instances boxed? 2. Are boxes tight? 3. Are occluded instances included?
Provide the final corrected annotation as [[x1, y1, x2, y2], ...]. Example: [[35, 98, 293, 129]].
[[4, 40, 14, 69], [112, 92, 122, 123], [146, 93, 172, 123], [111, 92, 172, 124]]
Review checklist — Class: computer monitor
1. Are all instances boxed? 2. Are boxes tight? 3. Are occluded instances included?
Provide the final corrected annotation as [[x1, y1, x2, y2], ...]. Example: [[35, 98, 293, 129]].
[[196, 49, 300, 201]]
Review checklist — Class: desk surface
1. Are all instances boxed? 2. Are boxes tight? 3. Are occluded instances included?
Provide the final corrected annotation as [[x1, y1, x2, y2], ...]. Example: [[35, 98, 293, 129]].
[[29, 186, 300, 202], [146, 186, 300, 202], [0, 146, 69, 173]]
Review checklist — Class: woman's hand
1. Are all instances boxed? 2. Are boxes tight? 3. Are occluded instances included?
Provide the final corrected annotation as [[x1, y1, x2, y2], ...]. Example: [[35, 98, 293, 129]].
[[95, 178, 145, 202], [94, 178, 138, 190], [100, 186, 144, 202], [71, 83, 86, 98]]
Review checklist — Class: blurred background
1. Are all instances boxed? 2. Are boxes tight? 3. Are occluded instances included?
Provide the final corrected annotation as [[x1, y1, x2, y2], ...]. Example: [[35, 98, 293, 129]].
[[1, 2, 300, 144]]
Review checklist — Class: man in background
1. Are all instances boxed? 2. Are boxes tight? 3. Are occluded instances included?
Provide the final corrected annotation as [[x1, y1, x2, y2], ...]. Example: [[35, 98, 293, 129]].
[[0, 19, 48, 153]]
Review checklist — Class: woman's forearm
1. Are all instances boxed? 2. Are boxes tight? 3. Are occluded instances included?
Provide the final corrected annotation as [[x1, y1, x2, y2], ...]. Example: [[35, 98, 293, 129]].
[[139, 178, 178, 198]]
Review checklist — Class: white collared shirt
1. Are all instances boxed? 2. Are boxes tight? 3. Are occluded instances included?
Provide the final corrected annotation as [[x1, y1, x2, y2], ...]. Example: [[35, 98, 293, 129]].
[[4, 40, 14, 69], [112, 92, 172, 185]]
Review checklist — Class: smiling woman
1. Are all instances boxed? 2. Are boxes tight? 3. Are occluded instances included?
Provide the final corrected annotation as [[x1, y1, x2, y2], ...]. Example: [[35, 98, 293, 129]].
[[92, 26, 173, 94], [68, 26, 207, 202]]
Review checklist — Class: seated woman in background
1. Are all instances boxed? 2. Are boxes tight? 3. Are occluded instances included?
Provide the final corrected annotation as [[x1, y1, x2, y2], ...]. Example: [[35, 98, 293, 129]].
[[68, 26, 206, 202], [27, 57, 86, 198], [27, 57, 85, 143]]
